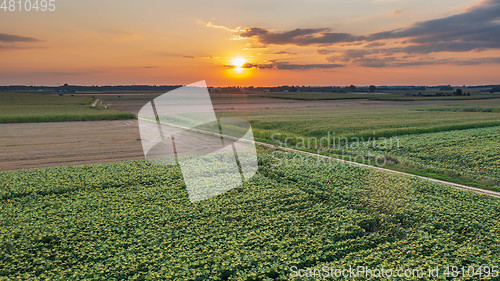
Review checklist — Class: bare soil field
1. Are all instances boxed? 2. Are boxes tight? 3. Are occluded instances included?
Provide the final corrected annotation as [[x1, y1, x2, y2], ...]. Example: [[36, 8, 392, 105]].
[[0, 120, 144, 171], [0, 119, 242, 171]]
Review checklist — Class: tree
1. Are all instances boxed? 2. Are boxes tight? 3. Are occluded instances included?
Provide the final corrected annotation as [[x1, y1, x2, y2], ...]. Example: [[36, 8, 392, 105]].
[[454, 89, 463, 96], [490, 87, 500, 93], [348, 85, 356, 92], [368, 85, 376, 93], [440, 85, 453, 91]]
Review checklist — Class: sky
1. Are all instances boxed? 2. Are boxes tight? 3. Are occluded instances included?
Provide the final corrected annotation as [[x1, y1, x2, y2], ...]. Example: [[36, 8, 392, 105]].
[[0, 0, 499, 86]]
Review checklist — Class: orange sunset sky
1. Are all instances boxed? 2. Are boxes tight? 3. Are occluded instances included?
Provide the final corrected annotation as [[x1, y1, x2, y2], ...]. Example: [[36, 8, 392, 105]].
[[1, 0, 499, 86]]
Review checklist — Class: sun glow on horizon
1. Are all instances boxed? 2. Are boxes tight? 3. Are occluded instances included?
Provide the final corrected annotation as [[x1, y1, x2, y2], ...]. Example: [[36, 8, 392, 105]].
[[231, 57, 246, 68], [231, 57, 247, 73]]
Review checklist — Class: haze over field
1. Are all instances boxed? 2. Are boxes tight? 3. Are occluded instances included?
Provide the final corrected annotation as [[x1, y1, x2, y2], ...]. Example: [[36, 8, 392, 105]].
[[1, 0, 499, 86]]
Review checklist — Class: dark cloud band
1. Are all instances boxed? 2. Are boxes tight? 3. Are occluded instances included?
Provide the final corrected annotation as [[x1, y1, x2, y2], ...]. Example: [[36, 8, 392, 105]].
[[0, 33, 40, 43], [238, 0, 500, 55], [225, 62, 344, 70]]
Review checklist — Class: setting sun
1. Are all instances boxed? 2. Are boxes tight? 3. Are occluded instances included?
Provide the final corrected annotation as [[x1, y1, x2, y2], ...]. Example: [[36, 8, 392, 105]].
[[231, 57, 247, 73], [231, 57, 247, 68]]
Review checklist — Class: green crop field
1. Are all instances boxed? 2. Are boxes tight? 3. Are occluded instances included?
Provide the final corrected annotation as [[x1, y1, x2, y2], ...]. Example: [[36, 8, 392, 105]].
[[257, 91, 500, 102], [1, 150, 499, 280], [3, 0, 500, 279], [220, 100, 500, 189], [1, 91, 499, 279], [233, 103, 500, 143], [0, 93, 135, 123], [338, 126, 500, 189]]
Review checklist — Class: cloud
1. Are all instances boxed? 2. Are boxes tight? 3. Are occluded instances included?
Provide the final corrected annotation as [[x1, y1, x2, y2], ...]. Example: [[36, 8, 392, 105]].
[[402, 41, 496, 54], [366, 0, 500, 53], [239, 27, 364, 46], [238, 0, 500, 55], [365, 42, 386, 48], [226, 0, 500, 69], [275, 63, 344, 70], [326, 48, 432, 67], [0, 33, 40, 43], [454, 56, 500, 65], [316, 49, 337, 55], [392, 10, 402, 16], [242, 63, 274, 69], [242, 42, 267, 50], [328, 50, 500, 67], [268, 51, 298, 55], [0, 33, 43, 52], [198, 19, 242, 33], [225, 61, 344, 70], [0, 44, 44, 50]]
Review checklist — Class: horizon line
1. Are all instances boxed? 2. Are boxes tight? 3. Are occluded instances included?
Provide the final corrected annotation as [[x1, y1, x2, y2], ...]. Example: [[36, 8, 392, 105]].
[[1, 84, 499, 88]]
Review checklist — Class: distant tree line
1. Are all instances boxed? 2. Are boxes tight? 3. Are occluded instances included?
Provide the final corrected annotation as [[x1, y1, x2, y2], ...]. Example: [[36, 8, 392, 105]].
[[490, 87, 500, 93], [418, 88, 470, 97], [1, 84, 498, 94], [248, 85, 426, 93]]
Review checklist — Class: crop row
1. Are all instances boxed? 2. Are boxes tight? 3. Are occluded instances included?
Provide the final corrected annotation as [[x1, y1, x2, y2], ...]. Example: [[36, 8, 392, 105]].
[[1, 150, 499, 280], [339, 126, 500, 186]]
